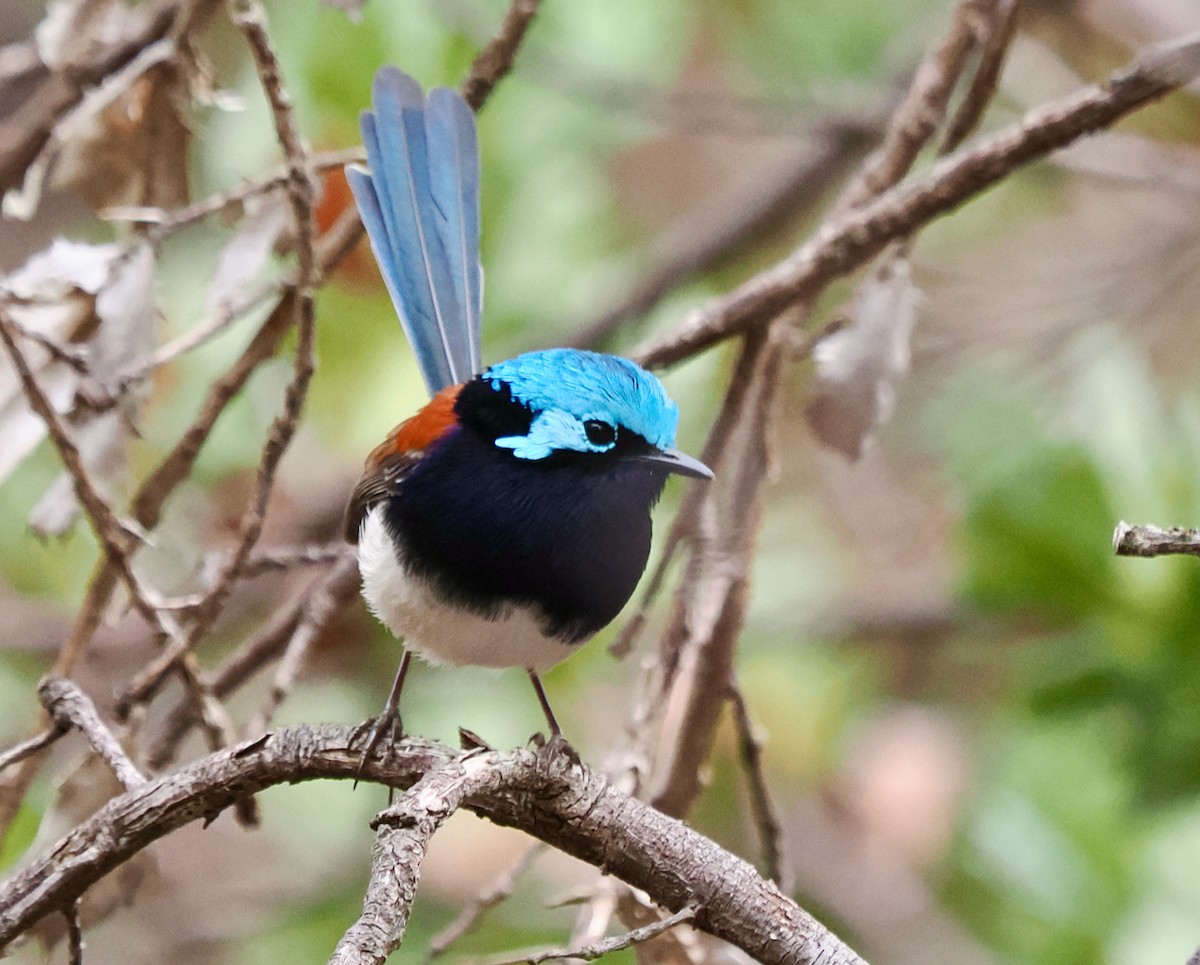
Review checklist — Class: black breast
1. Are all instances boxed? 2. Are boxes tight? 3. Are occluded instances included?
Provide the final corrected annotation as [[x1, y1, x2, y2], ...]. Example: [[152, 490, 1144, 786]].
[[381, 380, 669, 643]]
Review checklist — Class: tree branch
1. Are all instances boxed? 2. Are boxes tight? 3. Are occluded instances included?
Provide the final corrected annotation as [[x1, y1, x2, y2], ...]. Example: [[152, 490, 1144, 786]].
[[460, 0, 542, 111], [0, 726, 866, 965], [1113, 521, 1200, 557], [38, 677, 145, 792], [635, 31, 1200, 369]]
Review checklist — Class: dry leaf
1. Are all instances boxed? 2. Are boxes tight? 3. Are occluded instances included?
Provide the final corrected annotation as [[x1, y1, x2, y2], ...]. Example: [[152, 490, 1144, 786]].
[[806, 256, 923, 460], [0, 239, 111, 482], [0, 239, 156, 533], [53, 60, 192, 212], [206, 194, 291, 312], [34, 0, 159, 73]]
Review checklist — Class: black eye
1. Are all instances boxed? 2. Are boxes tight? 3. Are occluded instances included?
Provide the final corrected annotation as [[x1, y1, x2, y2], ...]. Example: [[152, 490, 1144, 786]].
[[583, 420, 616, 447]]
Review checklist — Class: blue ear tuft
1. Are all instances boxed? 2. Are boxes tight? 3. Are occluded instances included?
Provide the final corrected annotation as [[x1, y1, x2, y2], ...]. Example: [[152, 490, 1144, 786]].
[[347, 67, 482, 396]]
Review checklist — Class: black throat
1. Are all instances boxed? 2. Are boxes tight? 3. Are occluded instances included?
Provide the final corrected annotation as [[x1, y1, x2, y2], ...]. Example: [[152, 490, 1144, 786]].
[[381, 378, 670, 643]]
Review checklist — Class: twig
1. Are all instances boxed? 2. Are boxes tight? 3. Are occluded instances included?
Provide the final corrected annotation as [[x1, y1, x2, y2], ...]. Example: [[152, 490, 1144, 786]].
[[65, 899, 83, 965], [38, 678, 146, 792], [0, 308, 165, 631], [835, 0, 992, 213], [610, 327, 773, 660], [105, 146, 364, 236], [636, 31, 1200, 369], [0, 728, 67, 775], [728, 682, 788, 890], [572, 115, 882, 350], [113, 0, 323, 708], [199, 0, 317, 642], [425, 843, 544, 961], [247, 557, 359, 734], [940, 0, 1020, 155], [1113, 522, 1200, 557], [648, 325, 785, 818], [234, 542, 352, 579], [476, 905, 697, 965], [460, 0, 542, 111], [0, 728, 865, 965], [144, 554, 360, 770]]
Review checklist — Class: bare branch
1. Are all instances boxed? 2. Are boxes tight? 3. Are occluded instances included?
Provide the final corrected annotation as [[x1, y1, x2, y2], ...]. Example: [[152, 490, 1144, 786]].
[[1113, 521, 1200, 558], [426, 843, 544, 961], [729, 682, 788, 890], [836, 0, 991, 213], [478, 905, 697, 965], [144, 554, 360, 771], [247, 556, 360, 734], [330, 755, 507, 965], [460, 0, 542, 111], [0, 728, 66, 775], [193, 0, 318, 649], [38, 678, 145, 792], [636, 31, 1200, 369], [0, 728, 866, 965], [65, 900, 82, 965], [229, 542, 352, 579], [940, 0, 1019, 154]]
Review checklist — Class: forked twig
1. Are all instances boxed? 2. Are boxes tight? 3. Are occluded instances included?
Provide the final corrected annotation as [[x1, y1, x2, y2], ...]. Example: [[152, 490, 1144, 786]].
[[474, 905, 697, 965]]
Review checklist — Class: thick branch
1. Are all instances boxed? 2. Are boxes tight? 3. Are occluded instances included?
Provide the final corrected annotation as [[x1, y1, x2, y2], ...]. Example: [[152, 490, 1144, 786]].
[[0, 726, 865, 965]]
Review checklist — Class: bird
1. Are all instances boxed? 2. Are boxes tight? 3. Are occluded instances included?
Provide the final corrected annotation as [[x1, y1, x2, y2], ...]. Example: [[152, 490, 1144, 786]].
[[342, 67, 712, 758]]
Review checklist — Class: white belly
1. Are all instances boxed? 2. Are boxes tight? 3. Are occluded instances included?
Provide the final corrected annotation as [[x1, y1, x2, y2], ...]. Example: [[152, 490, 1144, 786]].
[[356, 505, 578, 671]]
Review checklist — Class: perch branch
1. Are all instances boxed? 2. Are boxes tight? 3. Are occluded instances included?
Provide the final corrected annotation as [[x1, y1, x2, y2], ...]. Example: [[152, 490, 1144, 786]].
[[0, 727, 866, 965]]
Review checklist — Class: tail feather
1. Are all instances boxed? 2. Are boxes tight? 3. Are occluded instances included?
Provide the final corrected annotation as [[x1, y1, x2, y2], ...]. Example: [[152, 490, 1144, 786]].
[[426, 88, 483, 375], [347, 67, 482, 396]]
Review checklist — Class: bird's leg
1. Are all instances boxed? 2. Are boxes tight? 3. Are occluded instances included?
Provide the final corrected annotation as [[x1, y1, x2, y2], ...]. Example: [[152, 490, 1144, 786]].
[[527, 669, 561, 738], [527, 670, 579, 763], [351, 650, 412, 787]]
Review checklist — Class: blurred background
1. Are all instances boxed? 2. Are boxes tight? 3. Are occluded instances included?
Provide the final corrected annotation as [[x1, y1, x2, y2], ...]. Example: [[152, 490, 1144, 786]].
[[2, 0, 1200, 962]]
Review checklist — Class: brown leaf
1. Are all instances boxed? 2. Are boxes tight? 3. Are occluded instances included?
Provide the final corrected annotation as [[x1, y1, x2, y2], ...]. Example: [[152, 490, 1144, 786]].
[[0, 239, 156, 532], [806, 257, 923, 460], [30, 242, 157, 536], [54, 60, 192, 211]]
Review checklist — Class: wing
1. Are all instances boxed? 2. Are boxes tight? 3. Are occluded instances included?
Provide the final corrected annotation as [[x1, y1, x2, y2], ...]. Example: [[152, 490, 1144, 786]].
[[346, 67, 483, 396], [343, 385, 463, 544], [342, 447, 420, 545]]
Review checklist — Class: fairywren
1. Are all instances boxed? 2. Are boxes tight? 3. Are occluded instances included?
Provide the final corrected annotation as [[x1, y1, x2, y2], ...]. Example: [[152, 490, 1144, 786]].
[[343, 68, 711, 748]]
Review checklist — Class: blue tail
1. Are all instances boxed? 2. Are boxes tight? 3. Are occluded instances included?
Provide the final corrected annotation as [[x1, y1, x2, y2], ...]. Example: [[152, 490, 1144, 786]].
[[347, 68, 483, 396]]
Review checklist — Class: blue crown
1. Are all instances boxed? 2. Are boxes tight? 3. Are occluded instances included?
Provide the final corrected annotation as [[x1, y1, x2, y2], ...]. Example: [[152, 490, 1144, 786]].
[[484, 349, 680, 461]]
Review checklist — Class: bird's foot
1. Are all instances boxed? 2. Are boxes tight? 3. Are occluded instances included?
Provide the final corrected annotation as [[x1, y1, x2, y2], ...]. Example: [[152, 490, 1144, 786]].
[[529, 730, 580, 766], [349, 708, 404, 788]]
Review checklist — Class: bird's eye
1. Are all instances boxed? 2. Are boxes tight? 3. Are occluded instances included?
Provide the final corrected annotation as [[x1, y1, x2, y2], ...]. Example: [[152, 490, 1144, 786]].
[[583, 420, 616, 447]]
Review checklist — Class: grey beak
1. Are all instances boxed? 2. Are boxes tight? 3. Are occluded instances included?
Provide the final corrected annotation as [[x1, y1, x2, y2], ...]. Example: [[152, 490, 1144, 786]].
[[635, 447, 714, 480]]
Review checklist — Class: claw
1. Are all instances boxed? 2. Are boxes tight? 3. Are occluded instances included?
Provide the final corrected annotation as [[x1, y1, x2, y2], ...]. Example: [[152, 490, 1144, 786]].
[[351, 651, 412, 790], [350, 708, 404, 788]]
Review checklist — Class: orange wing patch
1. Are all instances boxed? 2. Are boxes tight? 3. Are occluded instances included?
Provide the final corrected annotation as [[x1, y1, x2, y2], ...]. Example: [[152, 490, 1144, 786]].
[[345, 384, 465, 544], [367, 383, 462, 467]]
